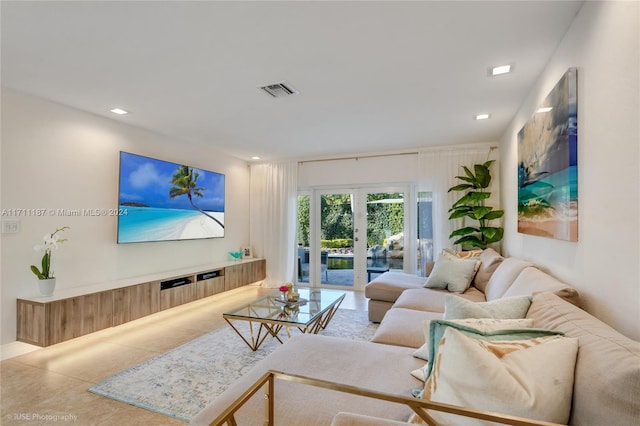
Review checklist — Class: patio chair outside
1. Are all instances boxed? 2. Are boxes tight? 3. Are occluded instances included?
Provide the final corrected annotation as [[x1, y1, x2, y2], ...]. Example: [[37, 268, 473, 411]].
[[297, 247, 329, 281]]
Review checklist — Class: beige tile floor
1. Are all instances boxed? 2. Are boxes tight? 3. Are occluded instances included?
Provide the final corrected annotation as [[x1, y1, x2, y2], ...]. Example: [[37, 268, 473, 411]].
[[1, 285, 367, 425]]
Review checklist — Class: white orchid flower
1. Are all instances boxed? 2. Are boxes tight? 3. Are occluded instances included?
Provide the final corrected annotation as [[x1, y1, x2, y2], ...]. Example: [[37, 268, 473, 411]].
[[45, 234, 60, 250], [30, 226, 70, 280]]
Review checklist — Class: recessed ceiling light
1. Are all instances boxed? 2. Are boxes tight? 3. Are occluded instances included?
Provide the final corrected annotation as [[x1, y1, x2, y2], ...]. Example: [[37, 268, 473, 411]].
[[537, 107, 553, 113], [490, 64, 512, 76], [110, 108, 129, 115], [474, 113, 491, 120], [251, 156, 261, 160]]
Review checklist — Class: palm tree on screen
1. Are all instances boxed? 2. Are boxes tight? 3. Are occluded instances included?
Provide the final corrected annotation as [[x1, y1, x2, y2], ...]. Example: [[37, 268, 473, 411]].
[[169, 165, 224, 229]]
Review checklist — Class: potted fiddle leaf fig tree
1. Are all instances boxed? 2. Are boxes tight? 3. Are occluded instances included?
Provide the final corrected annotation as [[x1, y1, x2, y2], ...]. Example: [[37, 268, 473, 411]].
[[448, 160, 504, 249]]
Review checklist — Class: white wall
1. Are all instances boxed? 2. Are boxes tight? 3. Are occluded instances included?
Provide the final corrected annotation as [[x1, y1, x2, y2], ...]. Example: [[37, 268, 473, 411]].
[[500, 1, 640, 339], [0, 89, 250, 344], [298, 153, 420, 188]]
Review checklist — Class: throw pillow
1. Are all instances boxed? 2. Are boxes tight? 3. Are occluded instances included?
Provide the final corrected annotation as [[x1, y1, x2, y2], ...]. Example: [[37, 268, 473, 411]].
[[416, 328, 578, 425], [425, 254, 480, 293], [412, 317, 534, 361], [424, 318, 562, 378], [412, 319, 433, 361], [483, 258, 534, 301], [410, 363, 430, 382], [472, 248, 504, 293], [443, 248, 483, 259], [443, 294, 532, 320]]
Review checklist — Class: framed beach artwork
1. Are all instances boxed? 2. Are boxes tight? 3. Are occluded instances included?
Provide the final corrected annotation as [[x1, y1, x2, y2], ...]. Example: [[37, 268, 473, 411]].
[[517, 68, 578, 241]]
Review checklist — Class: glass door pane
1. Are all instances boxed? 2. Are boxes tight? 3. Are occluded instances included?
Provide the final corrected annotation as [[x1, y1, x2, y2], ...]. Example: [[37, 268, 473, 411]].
[[319, 192, 354, 287], [417, 191, 434, 276], [296, 194, 310, 285], [365, 192, 405, 283]]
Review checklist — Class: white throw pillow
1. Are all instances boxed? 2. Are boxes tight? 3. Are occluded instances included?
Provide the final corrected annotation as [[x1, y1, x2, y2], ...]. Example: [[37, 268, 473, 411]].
[[443, 294, 532, 320], [425, 254, 480, 293], [418, 328, 578, 425], [412, 319, 433, 361], [410, 363, 430, 382]]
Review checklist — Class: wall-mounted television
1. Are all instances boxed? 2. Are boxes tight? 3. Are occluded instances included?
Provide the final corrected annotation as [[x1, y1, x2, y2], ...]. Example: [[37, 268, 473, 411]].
[[117, 151, 225, 243]]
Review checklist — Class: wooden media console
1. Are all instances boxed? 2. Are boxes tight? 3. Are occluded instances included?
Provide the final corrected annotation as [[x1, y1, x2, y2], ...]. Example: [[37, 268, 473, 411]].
[[17, 258, 266, 347]]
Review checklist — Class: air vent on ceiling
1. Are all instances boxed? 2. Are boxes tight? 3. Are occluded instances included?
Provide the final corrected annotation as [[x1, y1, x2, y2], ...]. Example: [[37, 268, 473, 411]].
[[258, 80, 299, 98]]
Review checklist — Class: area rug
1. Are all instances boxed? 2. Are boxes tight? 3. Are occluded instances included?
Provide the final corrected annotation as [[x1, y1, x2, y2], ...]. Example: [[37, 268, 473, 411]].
[[88, 309, 377, 422]]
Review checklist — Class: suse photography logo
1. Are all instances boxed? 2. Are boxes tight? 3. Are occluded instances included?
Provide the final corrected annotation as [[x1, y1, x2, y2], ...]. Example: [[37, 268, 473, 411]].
[[5, 412, 78, 422]]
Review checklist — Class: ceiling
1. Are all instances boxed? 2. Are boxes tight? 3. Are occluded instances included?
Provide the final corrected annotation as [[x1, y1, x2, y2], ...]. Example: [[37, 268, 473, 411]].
[[1, 1, 583, 162]]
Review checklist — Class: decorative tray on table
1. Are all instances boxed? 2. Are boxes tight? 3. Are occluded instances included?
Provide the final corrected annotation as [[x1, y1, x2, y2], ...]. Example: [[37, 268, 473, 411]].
[[273, 297, 308, 307]]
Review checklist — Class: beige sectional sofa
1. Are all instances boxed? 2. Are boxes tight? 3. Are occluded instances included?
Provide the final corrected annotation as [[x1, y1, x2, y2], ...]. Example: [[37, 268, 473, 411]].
[[191, 250, 639, 426], [366, 248, 540, 323], [368, 249, 581, 349]]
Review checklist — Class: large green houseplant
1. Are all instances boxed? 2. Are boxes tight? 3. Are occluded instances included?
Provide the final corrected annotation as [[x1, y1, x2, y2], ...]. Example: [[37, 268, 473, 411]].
[[448, 160, 504, 249]]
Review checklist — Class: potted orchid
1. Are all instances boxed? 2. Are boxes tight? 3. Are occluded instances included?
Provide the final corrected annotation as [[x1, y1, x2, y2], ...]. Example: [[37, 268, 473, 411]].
[[30, 226, 69, 296]]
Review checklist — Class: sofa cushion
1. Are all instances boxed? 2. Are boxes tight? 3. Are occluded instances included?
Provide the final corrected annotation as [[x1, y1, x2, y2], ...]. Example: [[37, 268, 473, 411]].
[[418, 328, 578, 425], [483, 257, 534, 301], [191, 335, 423, 425], [332, 412, 410, 426], [368, 299, 395, 323], [393, 288, 447, 313], [472, 247, 504, 293], [424, 254, 480, 293], [456, 286, 485, 303], [393, 287, 485, 313], [502, 266, 581, 307], [365, 272, 427, 303], [443, 294, 532, 320], [526, 292, 640, 426], [371, 308, 442, 348]]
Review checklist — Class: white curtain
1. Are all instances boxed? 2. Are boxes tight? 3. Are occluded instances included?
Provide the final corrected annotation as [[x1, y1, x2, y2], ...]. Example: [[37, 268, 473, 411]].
[[418, 145, 500, 258], [249, 162, 298, 288]]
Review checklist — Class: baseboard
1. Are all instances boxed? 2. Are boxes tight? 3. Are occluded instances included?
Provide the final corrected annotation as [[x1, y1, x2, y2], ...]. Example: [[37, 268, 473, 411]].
[[1, 341, 39, 361]]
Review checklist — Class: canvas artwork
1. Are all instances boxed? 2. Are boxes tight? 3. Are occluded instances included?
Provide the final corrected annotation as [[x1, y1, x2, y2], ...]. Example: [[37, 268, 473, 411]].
[[517, 68, 578, 241]]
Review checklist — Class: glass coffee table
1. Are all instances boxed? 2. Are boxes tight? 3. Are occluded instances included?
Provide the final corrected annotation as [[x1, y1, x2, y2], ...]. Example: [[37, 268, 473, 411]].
[[223, 288, 345, 351]]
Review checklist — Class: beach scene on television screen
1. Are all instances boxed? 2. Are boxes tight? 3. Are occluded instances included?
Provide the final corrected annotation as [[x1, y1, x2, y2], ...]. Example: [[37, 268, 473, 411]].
[[118, 152, 225, 243]]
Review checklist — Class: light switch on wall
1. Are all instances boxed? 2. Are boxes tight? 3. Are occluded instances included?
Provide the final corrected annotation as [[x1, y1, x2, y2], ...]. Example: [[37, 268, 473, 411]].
[[1, 219, 21, 234]]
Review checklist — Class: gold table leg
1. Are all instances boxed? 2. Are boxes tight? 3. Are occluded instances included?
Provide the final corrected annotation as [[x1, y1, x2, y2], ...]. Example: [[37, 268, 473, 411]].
[[299, 295, 344, 335], [224, 318, 284, 351]]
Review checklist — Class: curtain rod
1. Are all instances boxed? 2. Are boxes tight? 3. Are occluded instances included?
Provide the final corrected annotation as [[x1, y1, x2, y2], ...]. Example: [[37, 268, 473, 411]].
[[298, 151, 418, 165], [298, 145, 498, 165]]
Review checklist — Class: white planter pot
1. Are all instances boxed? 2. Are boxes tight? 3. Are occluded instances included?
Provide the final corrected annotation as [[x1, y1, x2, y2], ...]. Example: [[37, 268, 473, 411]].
[[38, 278, 56, 297]]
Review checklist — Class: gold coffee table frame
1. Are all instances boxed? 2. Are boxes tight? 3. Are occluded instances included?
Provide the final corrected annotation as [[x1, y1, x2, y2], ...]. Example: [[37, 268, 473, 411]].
[[223, 288, 346, 351], [211, 370, 564, 426]]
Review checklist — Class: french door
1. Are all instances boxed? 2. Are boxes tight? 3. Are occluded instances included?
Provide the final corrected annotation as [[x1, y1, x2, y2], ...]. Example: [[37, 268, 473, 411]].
[[297, 186, 415, 291]]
